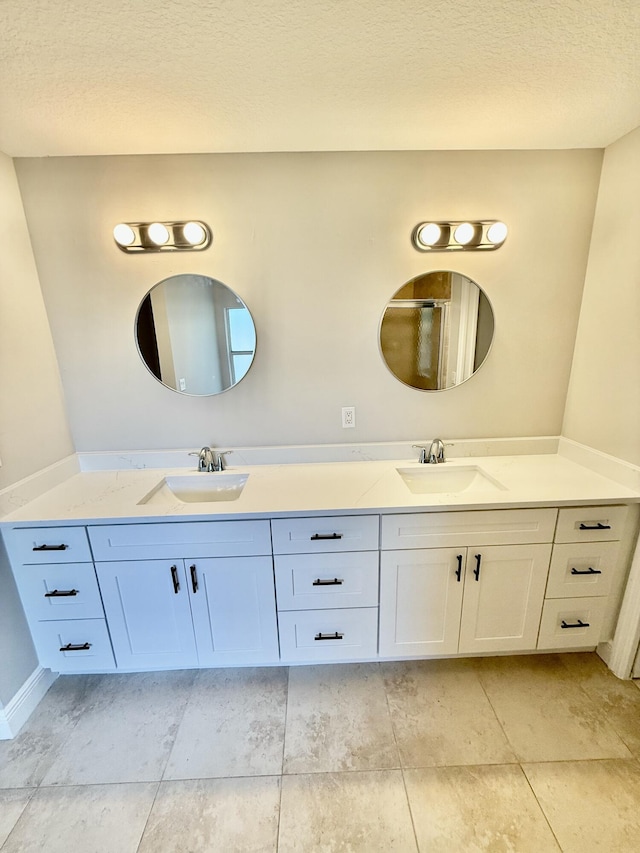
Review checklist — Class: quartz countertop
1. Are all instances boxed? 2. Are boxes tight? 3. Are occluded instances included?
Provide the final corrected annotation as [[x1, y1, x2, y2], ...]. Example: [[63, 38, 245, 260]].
[[1, 453, 639, 527]]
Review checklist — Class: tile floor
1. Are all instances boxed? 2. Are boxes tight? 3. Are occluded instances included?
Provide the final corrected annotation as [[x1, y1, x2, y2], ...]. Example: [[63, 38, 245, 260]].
[[2, 652, 640, 851]]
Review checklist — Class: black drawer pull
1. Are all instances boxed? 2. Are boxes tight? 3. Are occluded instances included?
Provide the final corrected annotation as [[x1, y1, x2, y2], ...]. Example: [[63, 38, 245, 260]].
[[570, 567, 602, 576], [579, 523, 611, 531], [190, 564, 198, 594], [314, 631, 344, 641], [170, 565, 180, 594], [33, 544, 68, 551], [455, 554, 463, 582], [44, 589, 79, 598], [310, 533, 343, 541], [473, 554, 482, 581], [312, 578, 344, 586], [561, 619, 590, 629], [59, 642, 91, 651]]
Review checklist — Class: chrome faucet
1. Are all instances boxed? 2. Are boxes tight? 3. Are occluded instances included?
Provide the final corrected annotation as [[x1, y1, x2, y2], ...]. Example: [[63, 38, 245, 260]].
[[413, 439, 446, 464], [192, 447, 231, 472]]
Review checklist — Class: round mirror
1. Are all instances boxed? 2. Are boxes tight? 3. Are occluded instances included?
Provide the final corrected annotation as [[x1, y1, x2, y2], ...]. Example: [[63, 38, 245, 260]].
[[135, 274, 256, 396], [379, 271, 494, 391]]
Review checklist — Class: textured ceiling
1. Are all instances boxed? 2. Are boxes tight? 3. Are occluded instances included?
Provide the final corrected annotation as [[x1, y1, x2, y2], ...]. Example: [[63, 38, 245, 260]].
[[1, 0, 639, 156]]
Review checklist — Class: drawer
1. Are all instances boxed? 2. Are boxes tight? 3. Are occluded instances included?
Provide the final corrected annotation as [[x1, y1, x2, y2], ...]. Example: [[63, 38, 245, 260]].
[[537, 597, 607, 650], [278, 608, 379, 662], [30, 619, 116, 672], [5, 526, 92, 565], [88, 520, 271, 560], [275, 552, 379, 611], [554, 506, 628, 543], [16, 563, 105, 621], [546, 542, 620, 599], [271, 515, 379, 554], [381, 508, 557, 550]]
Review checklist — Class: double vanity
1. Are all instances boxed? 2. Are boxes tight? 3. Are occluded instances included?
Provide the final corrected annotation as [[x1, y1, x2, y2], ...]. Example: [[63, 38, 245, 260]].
[[2, 448, 639, 677]]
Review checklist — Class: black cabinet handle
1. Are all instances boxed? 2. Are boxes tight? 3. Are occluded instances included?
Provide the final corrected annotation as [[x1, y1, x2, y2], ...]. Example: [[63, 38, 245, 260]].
[[59, 642, 91, 651], [570, 567, 602, 576], [579, 523, 611, 531], [473, 554, 482, 581], [190, 564, 198, 594], [310, 533, 343, 541], [33, 544, 68, 551], [312, 578, 344, 586], [44, 589, 78, 598], [170, 565, 180, 594], [561, 619, 590, 629], [314, 632, 344, 641], [455, 554, 463, 582]]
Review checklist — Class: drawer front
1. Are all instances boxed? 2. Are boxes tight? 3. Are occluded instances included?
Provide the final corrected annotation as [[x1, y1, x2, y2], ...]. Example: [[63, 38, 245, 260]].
[[537, 597, 607, 650], [381, 508, 557, 550], [16, 563, 105, 621], [278, 608, 379, 662], [88, 520, 271, 560], [554, 506, 628, 543], [6, 526, 91, 565], [271, 515, 379, 555], [274, 552, 379, 611], [546, 542, 620, 599], [31, 619, 116, 672]]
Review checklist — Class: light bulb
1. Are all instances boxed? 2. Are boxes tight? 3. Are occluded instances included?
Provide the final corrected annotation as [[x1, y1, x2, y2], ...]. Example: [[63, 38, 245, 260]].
[[113, 223, 136, 246], [147, 222, 170, 245], [487, 221, 508, 244], [453, 222, 476, 245], [182, 221, 206, 245], [416, 223, 442, 247]]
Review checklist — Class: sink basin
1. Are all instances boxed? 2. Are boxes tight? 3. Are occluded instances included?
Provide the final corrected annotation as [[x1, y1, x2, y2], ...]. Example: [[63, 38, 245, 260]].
[[396, 465, 506, 495], [138, 473, 249, 505]]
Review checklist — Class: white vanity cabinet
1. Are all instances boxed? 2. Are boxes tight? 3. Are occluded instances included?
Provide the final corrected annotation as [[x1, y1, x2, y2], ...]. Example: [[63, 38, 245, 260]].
[[88, 521, 279, 670], [272, 515, 380, 662], [537, 505, 629, 650], [4, 526, 116, 672], [379, 509, 557, 658]]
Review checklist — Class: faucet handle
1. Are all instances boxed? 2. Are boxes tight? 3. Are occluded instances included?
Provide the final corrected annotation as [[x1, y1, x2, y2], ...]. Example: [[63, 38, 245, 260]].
[[412, 444, 429, 464], [213, 450, 232, 471]]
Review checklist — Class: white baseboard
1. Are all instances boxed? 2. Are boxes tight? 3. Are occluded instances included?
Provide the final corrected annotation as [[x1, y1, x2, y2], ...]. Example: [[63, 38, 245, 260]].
[[0, 667, 57, 740]]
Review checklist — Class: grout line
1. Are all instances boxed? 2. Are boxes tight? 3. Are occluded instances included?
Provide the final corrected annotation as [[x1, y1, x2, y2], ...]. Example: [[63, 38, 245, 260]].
[[518, 763, 564, 852], [472, 659, 521, 762], [158, 669, 200, 784], [275, 666, 290, 853], [134, 780, 162, 853]]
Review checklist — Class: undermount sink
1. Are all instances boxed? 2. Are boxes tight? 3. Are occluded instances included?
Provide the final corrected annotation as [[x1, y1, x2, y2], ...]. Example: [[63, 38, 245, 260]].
[[396, 465, 506, 495], [138, 473, 249, 505]]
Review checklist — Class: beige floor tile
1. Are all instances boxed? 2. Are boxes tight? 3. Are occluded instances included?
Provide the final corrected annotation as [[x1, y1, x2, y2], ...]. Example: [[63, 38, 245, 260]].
[[283, 663, 399, 774], [137, 776, 280, 852], [1, 782, 157, 853], [0, 675, 101, 788], [404, 764, 560, 852], [477, 654, 632, 762], [278, 770, 418, 852], [382, 659, 516, 767], [0, 789, 35, 847], [164, 667, 287, 780], [41, 670, 196, 785], [523, 759, 640, 852], [559, 652, 640, 758]]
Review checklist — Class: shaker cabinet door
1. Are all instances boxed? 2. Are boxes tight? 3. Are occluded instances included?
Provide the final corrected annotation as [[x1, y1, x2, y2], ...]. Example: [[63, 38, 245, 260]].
[[187, 556, 279, 665], [458, 544, 551, 654], [96, 560, 198, 669]]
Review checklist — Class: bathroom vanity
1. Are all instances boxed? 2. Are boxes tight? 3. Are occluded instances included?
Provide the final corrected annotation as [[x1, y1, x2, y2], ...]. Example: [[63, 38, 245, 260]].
[[2, 450, 639, 676]]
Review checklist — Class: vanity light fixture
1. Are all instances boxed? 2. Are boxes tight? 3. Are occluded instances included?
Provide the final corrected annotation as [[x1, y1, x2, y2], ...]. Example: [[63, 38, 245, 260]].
[[411, 220, 508, 252], [112, 220, 212, 253]]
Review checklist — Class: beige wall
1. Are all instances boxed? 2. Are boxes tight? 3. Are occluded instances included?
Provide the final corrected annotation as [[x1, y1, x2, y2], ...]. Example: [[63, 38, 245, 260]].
[[0, 151, 74, 705], [563, 127, 640, 467], [14, 150, 602, 452]]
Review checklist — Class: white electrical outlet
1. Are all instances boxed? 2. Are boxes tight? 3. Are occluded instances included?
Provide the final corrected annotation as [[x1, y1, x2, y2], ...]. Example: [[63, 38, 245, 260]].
[[179, 378, 186, 391], [342, 406, 356, 428]]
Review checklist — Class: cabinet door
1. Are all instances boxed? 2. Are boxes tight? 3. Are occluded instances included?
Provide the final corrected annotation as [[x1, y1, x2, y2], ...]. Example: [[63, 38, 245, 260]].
[[187, 556, 279, 665], [379, 548, 465, 657], [96, 560, 198, 669], [458, 544, 551, 653]]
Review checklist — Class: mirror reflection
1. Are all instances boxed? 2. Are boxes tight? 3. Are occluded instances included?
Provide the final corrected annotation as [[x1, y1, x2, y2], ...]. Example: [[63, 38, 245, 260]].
[[379, 271, 494, 391], [135, 274, 256, 396]]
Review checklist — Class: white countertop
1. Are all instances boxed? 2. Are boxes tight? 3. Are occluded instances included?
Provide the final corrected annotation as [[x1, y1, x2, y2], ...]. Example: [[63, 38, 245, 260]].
[[1, 453, 639, 527]]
